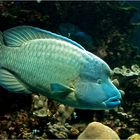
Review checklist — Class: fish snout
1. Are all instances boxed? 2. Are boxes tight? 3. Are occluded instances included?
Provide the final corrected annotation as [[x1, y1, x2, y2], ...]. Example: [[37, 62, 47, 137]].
[[103, 79, 122, 108], [104, 93, 121, 108]]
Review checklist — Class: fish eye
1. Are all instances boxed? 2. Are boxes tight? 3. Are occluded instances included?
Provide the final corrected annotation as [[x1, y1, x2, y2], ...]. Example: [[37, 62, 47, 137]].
[[97, 79, 102, 84]]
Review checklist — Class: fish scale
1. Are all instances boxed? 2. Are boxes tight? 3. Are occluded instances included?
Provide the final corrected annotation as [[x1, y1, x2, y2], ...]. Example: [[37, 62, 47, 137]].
[[1, 39, 84, 87]]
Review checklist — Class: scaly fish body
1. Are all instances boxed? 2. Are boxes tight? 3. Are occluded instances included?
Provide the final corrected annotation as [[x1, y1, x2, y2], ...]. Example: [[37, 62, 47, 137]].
[[1, 40, 82, 84], [0, 26, 121, 110], [0, 39, 86, 98]]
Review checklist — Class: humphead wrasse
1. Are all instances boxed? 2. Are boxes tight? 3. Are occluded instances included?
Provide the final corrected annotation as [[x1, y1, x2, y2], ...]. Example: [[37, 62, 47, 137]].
[[0, 26, 121, 110]]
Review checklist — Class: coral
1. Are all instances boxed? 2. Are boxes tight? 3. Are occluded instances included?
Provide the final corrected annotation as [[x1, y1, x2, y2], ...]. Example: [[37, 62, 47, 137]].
[[47, 122, 72, 139], [0, 131, 8, 139], [78, 122, 120, 140], [101, 106, 140, 139], [113, 64, 140, 76], [53, 104, 74, 124], [46, 121, 80, 139], [112, 64, 140, 103], [15, 110, 29, 126], [112, 65, 140, 100], [32, 94, 51, 117]]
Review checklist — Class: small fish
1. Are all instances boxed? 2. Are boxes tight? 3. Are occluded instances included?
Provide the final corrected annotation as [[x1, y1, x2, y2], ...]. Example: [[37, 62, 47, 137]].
[[58, 23, 79, 37], [58, 23, 94, 50], [0, 26, 121, 110], [71, 31, 94, 50]]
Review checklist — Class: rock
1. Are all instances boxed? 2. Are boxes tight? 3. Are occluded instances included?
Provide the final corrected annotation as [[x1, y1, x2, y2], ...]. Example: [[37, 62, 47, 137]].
[[127, 134, 140, 140], [78, 122, 120, 140]]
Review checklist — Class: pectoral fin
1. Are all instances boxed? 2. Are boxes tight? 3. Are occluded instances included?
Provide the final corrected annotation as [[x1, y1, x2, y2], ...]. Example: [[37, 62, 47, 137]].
[[50, 83, 74, 95], [3, 26, 85, 50], [0, 68, 31, 94]]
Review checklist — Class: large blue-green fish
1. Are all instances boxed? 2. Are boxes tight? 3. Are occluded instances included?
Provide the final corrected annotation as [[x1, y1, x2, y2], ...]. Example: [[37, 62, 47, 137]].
[[0, 26, 121, 110]]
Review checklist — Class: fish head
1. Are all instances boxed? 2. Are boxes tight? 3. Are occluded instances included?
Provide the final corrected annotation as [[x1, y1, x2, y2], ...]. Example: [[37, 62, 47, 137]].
[[76, 53, 121, 110], [76, 79, 121, 110]]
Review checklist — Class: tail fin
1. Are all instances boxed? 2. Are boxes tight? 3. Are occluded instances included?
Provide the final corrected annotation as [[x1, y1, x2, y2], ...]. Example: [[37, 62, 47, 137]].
[[0, 31, 4, 49]]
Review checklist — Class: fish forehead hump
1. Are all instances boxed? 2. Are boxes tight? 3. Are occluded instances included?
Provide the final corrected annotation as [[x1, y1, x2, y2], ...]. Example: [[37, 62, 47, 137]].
[[23, 38, 87, 66], [80, 52, 111, 80]]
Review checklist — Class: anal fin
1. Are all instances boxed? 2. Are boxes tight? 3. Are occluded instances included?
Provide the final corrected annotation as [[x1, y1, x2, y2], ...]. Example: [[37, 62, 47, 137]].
[[0, 68, 31, 94]]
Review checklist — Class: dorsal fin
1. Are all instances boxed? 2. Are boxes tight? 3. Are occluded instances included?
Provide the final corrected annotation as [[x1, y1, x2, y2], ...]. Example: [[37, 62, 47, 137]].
[[3, 26, 85, 50]]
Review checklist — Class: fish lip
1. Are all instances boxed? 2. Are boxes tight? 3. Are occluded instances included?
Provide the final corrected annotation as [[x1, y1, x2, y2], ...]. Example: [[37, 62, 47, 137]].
[[104, 96, 121, 102], [103, 96, 121, 108]]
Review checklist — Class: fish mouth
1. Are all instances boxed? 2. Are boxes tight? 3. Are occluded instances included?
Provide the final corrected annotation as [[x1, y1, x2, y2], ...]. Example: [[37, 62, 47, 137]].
[[104, 96, 121, 108]]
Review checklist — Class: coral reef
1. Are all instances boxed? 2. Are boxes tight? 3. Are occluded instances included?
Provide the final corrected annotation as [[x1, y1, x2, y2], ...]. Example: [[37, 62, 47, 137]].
[[113, 64, 140, 76], [0, 1, 140, 139], [47, 122, 71, 139], [113, 65, 140, 96], [78, 122, 120, 140], [32, 94, 51, 117], [47, 122, 80, 139], [53, 104, 74, 124], [101, 106, 140, 139]]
